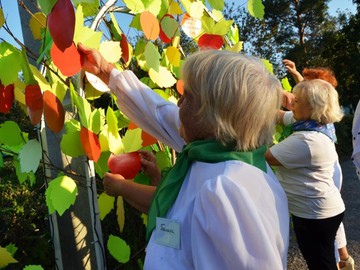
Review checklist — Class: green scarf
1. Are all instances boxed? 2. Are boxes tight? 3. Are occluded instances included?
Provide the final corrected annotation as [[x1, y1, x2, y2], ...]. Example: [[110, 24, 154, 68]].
[[146, 140, 267, 241]]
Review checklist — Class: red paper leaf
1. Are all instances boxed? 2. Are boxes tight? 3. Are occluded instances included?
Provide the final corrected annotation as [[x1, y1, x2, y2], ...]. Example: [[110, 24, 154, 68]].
[[51, 42, 84, 76], [107, 152, 141, 179], [25, 84, 43, 125], [128, 121, 158, 147], [80, 126, 101, 162], [43, 91, 65, 133], [0, 83, 14, 114], [198, 34, 224, 50], [48, 0, 75, 51], [159, 14, 174, 44], [120, 33, 130, 63]]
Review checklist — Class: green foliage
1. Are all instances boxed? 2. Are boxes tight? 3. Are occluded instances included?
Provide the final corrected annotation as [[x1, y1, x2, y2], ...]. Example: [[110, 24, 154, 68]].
[[335, 115, 354, 161]]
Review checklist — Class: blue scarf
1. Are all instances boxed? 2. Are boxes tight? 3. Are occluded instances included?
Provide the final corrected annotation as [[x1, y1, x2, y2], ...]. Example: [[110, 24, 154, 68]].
[[291, 120, 337, 142]]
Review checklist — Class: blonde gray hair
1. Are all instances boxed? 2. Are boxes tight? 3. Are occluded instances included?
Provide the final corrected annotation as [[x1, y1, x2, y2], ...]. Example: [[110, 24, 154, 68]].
[[293, 79, 344, 124], [181, 50, 282, 151]]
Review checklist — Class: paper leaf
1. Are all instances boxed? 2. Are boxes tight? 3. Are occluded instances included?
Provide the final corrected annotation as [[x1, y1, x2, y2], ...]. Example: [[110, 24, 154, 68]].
[[122, 129, 143, 153], [99, 41, 121, 63], [89, 108, 104, 135], [262, 59, 274, 75], [144, 0, 162, 17], [106, 108, 124, 154], [18, 139, 42, 173], [0, 8, 4, 28], [169, 1, 183, 14], [116, 196, 125, 232], [23, 265, 44, 270], [80, 126, 101, 162], [30, 64, 51, 91], [225, 41, 243, 53], [0, 121, 24, 146], [74, 26, 103, 49], [47, 175, 78, 216], [0, 42, 23, 85], [228, 24, 240, 44], [281, 77, 292, 91], [98, 192, 115, 220], [29, 12, 46, 40], [155, 150, 172, 171], [107, 235, 130, 263], [37, 0, 57, 15], [149, 66, 177, 88], [70, 84, 92, 128], [189, 2, 204, 19], [208, 0, 224, 10], [123, 0, 145, 13], [128, 122, 157, 147], [181, 14, 202, 38], [45, 184, 55, 214], [85, 72, 110, 93], [248, 0, 265, 19], [5, 243, 17, 256], [140, 11, 160, 40], [94, 151, 111, 178], [51, 42, 84, 77], [161, 16, 179, 41], [144, 42, 160, 72], [213, 19, 233, 36], [166, 46, 181, 67], [60, 119, 85, 157], [43, 90, 65, 133], [0, 247, 18, 268]]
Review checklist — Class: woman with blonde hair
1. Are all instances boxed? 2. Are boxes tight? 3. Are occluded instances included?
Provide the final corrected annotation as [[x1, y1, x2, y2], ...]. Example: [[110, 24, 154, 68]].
[[266, 79, 345, 270], [78, 43, 290, 270]]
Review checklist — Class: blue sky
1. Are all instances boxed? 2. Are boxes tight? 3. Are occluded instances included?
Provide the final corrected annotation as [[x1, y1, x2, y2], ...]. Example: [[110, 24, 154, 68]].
[[0, 0, 357, 48]]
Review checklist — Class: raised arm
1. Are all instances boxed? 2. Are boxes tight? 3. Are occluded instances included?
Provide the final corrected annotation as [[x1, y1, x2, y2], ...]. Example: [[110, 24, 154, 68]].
[[283, 59, 303, 83]]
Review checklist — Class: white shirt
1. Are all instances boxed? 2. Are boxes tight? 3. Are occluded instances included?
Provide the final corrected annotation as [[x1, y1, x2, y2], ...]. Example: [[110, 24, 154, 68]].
[[108, 70, 290, 270], [270, 112, 345, 219], [352, 100, 360, 180]]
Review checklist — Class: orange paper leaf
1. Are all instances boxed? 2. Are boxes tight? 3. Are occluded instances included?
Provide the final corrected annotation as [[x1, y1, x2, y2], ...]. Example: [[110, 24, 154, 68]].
[[51, 42, 84, 76], [128, 122, 158, 147], [176, 80, 184, 95], [43, 90, 65, 133], [80, 126, 101, 162], [140, 11, 160, 40]]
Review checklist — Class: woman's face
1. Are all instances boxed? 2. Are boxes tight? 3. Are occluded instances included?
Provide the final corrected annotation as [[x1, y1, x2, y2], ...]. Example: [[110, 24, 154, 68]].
[[292, 91, 312, 121]]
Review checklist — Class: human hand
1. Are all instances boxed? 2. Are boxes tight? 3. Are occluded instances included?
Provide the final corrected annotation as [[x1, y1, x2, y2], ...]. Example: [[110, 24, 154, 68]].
[[77, 43, 115, 84], [282, 59, 297, 74], [138, 150, 161, 186], [103, 172, 126, 197]]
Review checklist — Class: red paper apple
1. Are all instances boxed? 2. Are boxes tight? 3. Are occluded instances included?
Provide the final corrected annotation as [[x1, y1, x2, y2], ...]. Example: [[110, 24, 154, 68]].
[[198, 34, 223, 50], [107, 152, 142, 179], [25, 84, 43, 125], [0, 83, 14, 114]]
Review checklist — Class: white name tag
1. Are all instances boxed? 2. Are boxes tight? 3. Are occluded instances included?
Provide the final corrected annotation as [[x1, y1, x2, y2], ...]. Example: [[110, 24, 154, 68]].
[[155, 217, 181, 249]]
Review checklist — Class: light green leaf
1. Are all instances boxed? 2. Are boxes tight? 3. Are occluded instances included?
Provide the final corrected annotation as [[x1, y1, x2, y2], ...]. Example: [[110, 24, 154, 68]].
[[107, 235, 130, 263], [94, 151, 111, 178], [247, 0, 265, 19], [98, 192, 115, 220], [281, 77, 292, 91], [0, 247, 17, 268], [0, 42, 22, 85], [14, 159, 28, 184], [74, 26, 102, 49], [144, 42, 160, 72], [23, 265, 44, 270], [116, 197, 125, 232], [213, 19, 233, 36], [106, 107, 119, 135], [60, 119, 85, 157], [70, 84, 92, 129], [129, 14, 142, 31], [18, 139, 42, 173], [155, 150, 171, 171], [109, 12, 122, 39], [45, 184, 55, 214], [122, 129, 142, 153], [89, 109, 104, 135], [201, 16, 215, 34], [144, 0, 162, 17], [47, 175, 78, 216], [225, 41, 243, 53], [106, 108, 124, 154], [161, 16, 179, 40], [189, 2, 204, 19], [123, 0, 145, 13], [208, 0, 224, 11], [149, 66, 177, 88], [74, 4, 85, 38], [261, 59, 274, 75], [0, 121, 24, 146], [5, 243, 17, 256], [0, 8, 5, 28], [228, 24, 240, 44], [37, 0, 57, 15], [73, 0, 99, 17], [158, 0, 170, 18], [20, 48, 37, 85]]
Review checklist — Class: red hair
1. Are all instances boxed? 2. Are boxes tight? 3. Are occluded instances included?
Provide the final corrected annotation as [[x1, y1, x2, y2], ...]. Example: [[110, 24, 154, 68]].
[[302, 67, 338, 88]]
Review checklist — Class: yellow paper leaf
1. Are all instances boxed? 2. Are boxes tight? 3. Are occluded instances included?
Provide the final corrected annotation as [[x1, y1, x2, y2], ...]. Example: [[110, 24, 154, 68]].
[[99, 41, 121, 63], [14, 80, 26, 106], [149, 66, 177, 88], [30, 64, 50, 91], [225, 41, 243, 53], [189, 2, 204, 19], [0, 247, 18, 268], [99, 127, 110, 152], [169, 1, 183, 15], [248, 0, 265, 19], [0, 8, 5, 28], [117, 196, 125, 232], [144, 42, 160, 72], [29, 12, 46, 40], [122, 128, 142, 153], [98, 192, 115, 220], [166, 46, 181, 67]]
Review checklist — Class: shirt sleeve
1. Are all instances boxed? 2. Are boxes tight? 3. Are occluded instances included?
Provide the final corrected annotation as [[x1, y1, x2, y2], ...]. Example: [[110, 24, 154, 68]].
[[108, 69, 185, 152], [352, 100, 360, 179], [191, 176, 285, 270], [270, 133, 311, 169], [283, 111, 295, 126]]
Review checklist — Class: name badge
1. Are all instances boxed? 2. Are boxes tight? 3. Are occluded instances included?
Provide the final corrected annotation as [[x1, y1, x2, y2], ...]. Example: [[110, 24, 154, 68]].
[[155, 217, 181, 249]]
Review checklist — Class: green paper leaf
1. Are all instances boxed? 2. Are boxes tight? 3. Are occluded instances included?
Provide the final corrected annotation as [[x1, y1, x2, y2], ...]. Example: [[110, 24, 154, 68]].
[[70, 84, 92, 129], [98, 192, 115, 220], [149, 66, 177, 88], [213, 19, 233, 36], [0, 42, 22, 85], [247, 0, 265, 19], [5, 243, 17, 256], [281, 77, 292, 91], [14, 158, 28, 184], [106, 108, 124, 154], [155, 150, 172, 171], [0, 8, 5, 28], [201, 16, 215, 34], [261, 59, 274, 75], [18, 139, 42, 173], [123, 0, 145, 13], [94, 151, 111, 178], [122, 129, 142, 153], [37, 0, 57, 15], [74, 26, 102, 49], [107, 235, 130, 263], [20, 48, 37, 85], [89, 108, 104, 135], [0, 121, 24, 146], [47, 175, 78, 216], [60, 120, 85, 157], [129, 14, 142, 31], [23, 265, 44, 270], [73, 0, 99, 17], [161, 16, 179, 40], [45, 184, 55, 214], [208, 0, 224, 11], [144, 42, 160, 72], [228, 24, 240, 44], [0, 247, 17, 268], [144, 0, 162, 17]]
